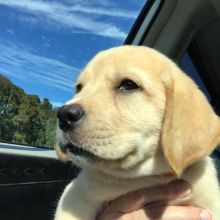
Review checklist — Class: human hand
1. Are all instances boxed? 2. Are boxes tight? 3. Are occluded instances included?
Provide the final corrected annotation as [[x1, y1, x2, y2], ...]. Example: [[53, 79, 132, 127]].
[[96, 180, 212, 220]]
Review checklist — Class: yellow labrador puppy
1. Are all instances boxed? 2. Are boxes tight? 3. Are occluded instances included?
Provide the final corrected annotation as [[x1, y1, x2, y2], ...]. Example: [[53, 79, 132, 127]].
[[55, 46, 220, 220]]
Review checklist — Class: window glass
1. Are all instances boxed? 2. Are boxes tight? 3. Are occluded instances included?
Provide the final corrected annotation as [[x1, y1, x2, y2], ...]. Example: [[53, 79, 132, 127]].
[[0, 0, 146, 147], [180, 51, 211, 101]]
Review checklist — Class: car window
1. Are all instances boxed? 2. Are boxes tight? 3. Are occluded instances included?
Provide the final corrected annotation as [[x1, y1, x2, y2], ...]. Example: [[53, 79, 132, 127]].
[[180, 51, 211, 101], [0, 0, 147, 148]]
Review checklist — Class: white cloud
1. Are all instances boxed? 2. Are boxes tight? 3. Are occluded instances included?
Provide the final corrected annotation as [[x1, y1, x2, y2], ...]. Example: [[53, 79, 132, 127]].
[[67, 4, 137, 19], [50, 101, 64, 107], [0, 40, 79, 92], [44, 42, 51, 47], [6, 29, 14, 35], [0, 0, 138, 39]]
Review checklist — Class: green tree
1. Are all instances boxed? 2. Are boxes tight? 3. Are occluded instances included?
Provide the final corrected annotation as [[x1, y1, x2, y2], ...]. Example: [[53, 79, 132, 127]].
[[13, 95, 42, 145], [0, 74, 57, 148], [0, 75, 24, 141]]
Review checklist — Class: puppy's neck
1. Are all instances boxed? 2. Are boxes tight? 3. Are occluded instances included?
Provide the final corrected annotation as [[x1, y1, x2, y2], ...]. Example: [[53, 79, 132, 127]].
[[98, 154, 173, 179]]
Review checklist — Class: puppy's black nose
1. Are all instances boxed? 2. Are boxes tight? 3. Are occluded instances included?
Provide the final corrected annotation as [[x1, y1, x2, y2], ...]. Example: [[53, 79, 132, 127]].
[[57, 104, 84, 132]]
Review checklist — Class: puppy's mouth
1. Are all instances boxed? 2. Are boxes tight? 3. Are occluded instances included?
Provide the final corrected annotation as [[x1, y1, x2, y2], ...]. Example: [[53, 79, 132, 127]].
[[60, 142, 101, 161]]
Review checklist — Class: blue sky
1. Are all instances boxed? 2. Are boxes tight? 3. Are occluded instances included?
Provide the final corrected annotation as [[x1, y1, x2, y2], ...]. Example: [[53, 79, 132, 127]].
[[0, 0, 146, 107]]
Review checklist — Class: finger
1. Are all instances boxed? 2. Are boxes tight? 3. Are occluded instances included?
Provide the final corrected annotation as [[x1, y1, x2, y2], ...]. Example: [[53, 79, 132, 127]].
[[144, 205, 212, 220], [97, 208, 149, 220], [96, 206, 122, 220], [97, 205, 212, 220], [105, 180, 191, 213]]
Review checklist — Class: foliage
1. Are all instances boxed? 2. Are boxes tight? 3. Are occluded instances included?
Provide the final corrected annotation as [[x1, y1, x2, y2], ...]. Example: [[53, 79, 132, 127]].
[[0, 75, 57, 148]]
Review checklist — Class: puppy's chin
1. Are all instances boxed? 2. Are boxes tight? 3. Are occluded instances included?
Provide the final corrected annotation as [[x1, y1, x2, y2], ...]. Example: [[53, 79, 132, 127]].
[[55, 143, 70, 161], [56, 140, 155, 176], [56, 142, 103, 167]]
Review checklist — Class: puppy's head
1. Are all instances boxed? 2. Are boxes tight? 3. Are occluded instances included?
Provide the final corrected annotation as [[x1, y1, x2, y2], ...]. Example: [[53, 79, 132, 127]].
[[56, 46, 220, 177]]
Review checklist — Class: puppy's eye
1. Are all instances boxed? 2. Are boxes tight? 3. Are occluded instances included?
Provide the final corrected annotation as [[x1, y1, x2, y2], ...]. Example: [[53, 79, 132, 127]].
[[118, 79, 140, 91], [76, 84, 83, 93]]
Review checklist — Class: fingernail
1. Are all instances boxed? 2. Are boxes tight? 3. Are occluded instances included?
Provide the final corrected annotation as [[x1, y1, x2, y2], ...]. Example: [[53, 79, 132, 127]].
[[200, 210, 212, 220], [173, 180, 191, 197]]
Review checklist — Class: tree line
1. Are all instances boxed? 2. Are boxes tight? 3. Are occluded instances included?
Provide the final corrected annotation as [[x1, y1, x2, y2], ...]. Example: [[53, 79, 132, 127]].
[[0, 75, 57, 148]]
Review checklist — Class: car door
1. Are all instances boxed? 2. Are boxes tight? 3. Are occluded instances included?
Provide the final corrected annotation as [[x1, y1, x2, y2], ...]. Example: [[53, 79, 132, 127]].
[[0, 143, 80, 220]]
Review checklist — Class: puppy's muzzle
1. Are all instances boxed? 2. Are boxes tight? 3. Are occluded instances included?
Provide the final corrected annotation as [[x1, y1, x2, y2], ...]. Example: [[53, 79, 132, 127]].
[[57, 104, 85, 132]]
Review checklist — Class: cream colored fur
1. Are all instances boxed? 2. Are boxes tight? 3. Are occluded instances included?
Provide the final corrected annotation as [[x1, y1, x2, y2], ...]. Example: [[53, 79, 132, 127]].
[[55, 46, 220, 220]]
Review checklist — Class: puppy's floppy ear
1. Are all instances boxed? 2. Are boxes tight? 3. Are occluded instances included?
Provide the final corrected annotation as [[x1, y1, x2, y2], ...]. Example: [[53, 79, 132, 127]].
[[161, 68, 220, 177]]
